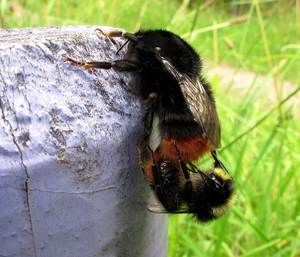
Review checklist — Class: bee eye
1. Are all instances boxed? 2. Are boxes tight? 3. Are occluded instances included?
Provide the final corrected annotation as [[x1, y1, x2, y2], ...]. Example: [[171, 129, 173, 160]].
[[211, 174, 217, 182], [210, 174, 223, 188]]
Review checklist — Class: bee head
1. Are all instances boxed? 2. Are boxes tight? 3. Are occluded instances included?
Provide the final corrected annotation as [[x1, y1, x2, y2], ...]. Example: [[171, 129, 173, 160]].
[[187, 167, 235, 222]]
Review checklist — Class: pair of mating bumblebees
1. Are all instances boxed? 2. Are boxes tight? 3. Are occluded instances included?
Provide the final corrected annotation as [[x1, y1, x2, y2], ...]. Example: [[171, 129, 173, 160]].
[[66, 28, 235, 222]]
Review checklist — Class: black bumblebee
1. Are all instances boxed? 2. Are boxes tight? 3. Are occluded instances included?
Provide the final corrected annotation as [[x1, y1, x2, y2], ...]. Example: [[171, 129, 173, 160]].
[[66, 29, 234, 221], [66, 28, 220, 162]]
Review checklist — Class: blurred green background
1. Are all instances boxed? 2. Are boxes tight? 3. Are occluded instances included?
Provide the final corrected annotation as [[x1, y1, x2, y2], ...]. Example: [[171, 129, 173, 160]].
[[2, 1, 299, 256]]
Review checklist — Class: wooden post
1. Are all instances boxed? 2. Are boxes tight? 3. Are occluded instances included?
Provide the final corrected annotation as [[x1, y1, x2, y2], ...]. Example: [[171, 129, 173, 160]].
[[0, 26, 168, 257]]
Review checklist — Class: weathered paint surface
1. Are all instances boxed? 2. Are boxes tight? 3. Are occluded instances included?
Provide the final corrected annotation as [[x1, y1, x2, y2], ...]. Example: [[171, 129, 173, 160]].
[[0, 26, 168, 257]]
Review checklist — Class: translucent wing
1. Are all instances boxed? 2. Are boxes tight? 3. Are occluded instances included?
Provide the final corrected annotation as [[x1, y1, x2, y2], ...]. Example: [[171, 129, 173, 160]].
[[180, 76, 221, 148], [148, 203, 188, 213], [160, 56, 221, 149]]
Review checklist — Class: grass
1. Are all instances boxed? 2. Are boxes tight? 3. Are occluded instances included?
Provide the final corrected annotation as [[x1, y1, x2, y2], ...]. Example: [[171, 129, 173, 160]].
[[1, 1, 299, 83], [2, 0, 299, 256]]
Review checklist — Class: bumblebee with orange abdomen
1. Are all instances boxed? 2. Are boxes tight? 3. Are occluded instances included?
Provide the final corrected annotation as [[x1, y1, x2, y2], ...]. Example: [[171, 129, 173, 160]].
[[66, 28, 220, 163], [66, 28, 233, 221]]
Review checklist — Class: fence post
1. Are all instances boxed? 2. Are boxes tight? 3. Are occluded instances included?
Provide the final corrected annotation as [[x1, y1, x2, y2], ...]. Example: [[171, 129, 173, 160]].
[[0, 26, 168, 257]]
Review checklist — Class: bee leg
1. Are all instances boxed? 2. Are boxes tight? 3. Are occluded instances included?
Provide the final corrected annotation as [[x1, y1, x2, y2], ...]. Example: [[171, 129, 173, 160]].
[[95, 28, 138, 42], [172, 142, 194, 200], [211, 150, 219, 164], [210, 150, 231, 176], [66, 29, 140, 69], [138, 141, 162, 185], [96, 29, 161, 55], [180, 162, 193, 200], [145, 145, 174, 211], [66, 57, 139, 72], [95, 28, 139, 54], [172, 142, 190, 181], [65, 57, 111, 69], [142, 93, 158, 146], [155, 186, 173, 212], [211, 150, 224, 169], [137, 145, 146, 174], [147, 145, 162, 185]]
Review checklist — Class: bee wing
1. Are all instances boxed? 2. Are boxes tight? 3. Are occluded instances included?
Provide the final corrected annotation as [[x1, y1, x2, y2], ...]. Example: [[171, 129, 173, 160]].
[[147, 204, 189, 213], [147, 204, 169, 213], [161, 57, 221, 149], [180, 76, 221, 148]]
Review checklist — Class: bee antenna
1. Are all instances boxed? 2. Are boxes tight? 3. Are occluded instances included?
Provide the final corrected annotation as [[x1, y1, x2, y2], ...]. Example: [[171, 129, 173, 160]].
[[116, 40, 130, 55], [198, 170, 210, 182], [187, 163, 199, 173], [211, 151, 232, 178], [211, 150, 219, 163]]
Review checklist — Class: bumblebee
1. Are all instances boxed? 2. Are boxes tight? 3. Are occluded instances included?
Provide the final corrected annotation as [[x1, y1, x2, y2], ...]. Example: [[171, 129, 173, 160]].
[[66, 29, 233, 221], [139, 143, 235, 222], [66, 28, 220, 163]]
